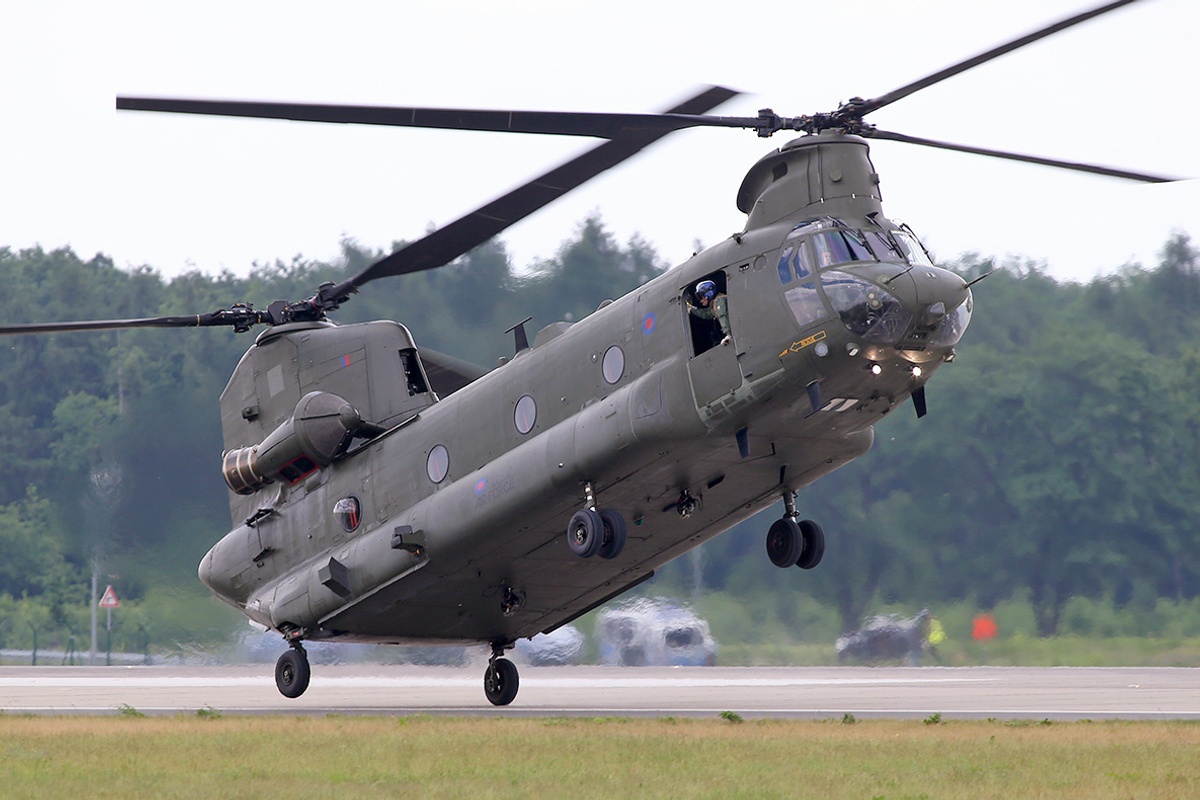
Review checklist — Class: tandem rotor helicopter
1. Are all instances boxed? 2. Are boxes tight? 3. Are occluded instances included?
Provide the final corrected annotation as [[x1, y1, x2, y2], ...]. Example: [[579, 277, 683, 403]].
[[1, 0, 1181, 705]]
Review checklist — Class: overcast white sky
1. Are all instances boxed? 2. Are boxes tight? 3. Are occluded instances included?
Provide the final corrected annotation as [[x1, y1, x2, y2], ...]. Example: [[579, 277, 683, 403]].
[[1, 0, 1197, 286]]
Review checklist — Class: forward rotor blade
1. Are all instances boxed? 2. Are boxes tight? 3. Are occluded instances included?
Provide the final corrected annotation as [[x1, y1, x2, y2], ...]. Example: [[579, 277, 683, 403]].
[[117, 95, 757, 139], [854, 0, 1144, 117], [345, 86, 740, 288], [870, 128, 1179, 183]]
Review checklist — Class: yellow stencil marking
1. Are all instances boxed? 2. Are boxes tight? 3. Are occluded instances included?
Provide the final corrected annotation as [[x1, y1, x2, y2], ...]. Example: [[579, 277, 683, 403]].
[[780, 330, 827, 357]]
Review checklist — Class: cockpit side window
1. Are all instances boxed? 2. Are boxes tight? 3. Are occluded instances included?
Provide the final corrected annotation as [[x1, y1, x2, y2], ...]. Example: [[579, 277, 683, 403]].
[[792, 239, 815, 279], [777, 247, 794, 285], [784, 282, 827, 329], [777, 240, 815, 285]]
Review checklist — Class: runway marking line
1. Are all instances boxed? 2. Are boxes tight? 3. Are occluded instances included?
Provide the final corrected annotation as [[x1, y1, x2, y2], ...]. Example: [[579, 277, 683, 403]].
[[0, 675, 992, 689]]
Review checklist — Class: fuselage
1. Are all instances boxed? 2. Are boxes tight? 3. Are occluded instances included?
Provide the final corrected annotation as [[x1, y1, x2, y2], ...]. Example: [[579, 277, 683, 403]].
[[198, 131, 973, 646]]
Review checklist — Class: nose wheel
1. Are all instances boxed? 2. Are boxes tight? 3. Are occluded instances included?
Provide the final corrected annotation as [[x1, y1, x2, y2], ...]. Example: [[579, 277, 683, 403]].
[[484, 642, 520, 706]]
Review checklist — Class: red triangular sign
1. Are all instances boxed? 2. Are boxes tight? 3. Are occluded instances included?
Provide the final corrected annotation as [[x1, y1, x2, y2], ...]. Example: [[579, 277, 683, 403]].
[[98, 585, 120, 609]]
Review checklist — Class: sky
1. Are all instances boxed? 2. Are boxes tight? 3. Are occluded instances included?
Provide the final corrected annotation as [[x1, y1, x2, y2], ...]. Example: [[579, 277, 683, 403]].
[[2, 0, 1198, 288]]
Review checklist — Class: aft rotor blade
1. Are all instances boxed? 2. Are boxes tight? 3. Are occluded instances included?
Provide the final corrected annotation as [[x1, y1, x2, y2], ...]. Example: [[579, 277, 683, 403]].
[[345, 86, 740, 288], [117, 95, 758, 139], [854, 0, 1144, 117], [0, 311, 254, 336], [870, 129, 1179, 183]]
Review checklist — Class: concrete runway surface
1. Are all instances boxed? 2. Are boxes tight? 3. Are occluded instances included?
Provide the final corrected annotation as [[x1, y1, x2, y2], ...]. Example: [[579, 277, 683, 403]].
[[1, 665, 1198, 719]]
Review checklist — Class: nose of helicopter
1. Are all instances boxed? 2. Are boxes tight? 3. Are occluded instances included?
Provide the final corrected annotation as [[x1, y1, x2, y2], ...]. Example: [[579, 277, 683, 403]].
[[909, 264, 971, 311], [876, 265, 973, 359], [821, 264, 972, 362]]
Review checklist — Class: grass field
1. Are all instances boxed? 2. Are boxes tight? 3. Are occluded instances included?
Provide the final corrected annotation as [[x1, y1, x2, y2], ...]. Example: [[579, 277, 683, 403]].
[[1, 715, 1197, 799]]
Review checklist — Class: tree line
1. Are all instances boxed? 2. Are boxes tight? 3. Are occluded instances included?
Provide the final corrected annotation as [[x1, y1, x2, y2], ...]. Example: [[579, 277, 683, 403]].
[[0, 220, 1197, 656]]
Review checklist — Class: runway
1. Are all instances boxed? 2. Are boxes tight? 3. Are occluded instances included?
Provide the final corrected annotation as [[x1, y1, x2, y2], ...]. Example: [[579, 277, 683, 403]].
[[2, 665, 1198, 719]]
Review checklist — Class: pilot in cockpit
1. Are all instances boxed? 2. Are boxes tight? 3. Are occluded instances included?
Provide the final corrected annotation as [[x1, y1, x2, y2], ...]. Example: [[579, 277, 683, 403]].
[[688, 279, 731, 346]]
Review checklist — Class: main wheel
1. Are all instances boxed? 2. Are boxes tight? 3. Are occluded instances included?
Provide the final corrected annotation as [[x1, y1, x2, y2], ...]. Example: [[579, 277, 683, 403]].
[[275, 648, 311, 699], [597, 509, 628, 560], [484, 657, 520, 706], [567, 508, 604, 558], [796, 519, 826, 570], [766, 518, 802, 568]]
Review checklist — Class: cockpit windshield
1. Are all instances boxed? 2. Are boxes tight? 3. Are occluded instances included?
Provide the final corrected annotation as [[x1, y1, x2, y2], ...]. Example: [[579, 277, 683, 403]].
[[778, 217, 936, 277], [865, 230, 903, 261], [811, 229, 874, 268], [891, 229, 935, 268]]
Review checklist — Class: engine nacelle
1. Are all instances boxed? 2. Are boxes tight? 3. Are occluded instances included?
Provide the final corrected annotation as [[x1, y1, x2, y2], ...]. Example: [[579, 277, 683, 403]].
[[222, 391, 362, 494]]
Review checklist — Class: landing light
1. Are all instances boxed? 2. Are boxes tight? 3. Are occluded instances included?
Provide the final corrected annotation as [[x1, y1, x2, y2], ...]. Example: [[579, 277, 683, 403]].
[[870, 363, 882, 376], [912, 366, 923, 378]]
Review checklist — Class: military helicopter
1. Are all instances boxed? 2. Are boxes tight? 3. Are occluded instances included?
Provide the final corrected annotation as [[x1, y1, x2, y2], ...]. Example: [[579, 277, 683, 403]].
[[0, 0, 1177, 705]]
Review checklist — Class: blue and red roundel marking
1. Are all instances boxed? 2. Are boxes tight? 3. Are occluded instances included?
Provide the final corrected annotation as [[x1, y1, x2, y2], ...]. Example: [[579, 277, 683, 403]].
[[474, 477, 488, 495], [642, 312, 656, 335]]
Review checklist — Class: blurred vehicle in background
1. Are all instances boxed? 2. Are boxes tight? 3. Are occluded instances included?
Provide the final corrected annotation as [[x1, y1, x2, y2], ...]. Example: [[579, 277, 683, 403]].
[[596, 598, 717, 666]]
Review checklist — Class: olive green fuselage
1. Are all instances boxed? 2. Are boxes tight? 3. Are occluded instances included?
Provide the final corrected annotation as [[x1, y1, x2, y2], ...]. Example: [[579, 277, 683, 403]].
[[198, 131, 972, 647]]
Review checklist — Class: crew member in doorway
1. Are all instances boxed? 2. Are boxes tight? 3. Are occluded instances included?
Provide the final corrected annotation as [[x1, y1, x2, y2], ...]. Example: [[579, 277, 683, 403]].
[[688, 280, 731, 346]]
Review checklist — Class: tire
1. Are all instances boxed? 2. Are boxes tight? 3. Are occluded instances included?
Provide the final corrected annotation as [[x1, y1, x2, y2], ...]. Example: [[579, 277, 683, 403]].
[[567, 509, 604, 558], [796, 519, 826, 569], [597, 509, 628, 560], [275, 648, 311, 699], [766, 518, 802, 568], [484, 657, 520, 706]]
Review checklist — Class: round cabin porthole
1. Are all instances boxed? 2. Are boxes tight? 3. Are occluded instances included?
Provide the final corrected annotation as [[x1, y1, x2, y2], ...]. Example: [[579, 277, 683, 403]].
[[514, 394, 537, 434], [426, 444, 449, 484], [333, 496, 361, 532], [602, 345, 625, 385]]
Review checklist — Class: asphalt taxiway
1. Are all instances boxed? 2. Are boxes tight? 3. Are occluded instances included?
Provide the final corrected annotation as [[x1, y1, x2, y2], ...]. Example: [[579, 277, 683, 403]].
[[1, 665, 1197, 719]]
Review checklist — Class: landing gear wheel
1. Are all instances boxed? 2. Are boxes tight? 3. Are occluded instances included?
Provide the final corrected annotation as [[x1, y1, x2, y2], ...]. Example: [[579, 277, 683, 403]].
[[567, 508, 604, 558], [766, 518, 802, 568], [484, 657, 520, 706], [275, 647, 311, 699], [796, 519, 825, 570], [597, 509, 627, 560]]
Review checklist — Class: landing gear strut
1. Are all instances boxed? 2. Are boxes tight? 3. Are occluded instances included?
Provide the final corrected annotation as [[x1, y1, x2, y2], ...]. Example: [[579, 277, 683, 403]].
[[275, 641, 311, 699], [766, 491, 825, 570], [565, 482, 627, 560], [484, 641, 519, 706]]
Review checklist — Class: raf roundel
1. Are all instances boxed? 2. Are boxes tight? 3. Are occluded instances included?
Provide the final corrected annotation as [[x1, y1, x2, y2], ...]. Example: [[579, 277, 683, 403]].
[[642, 312, 656, 335]]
